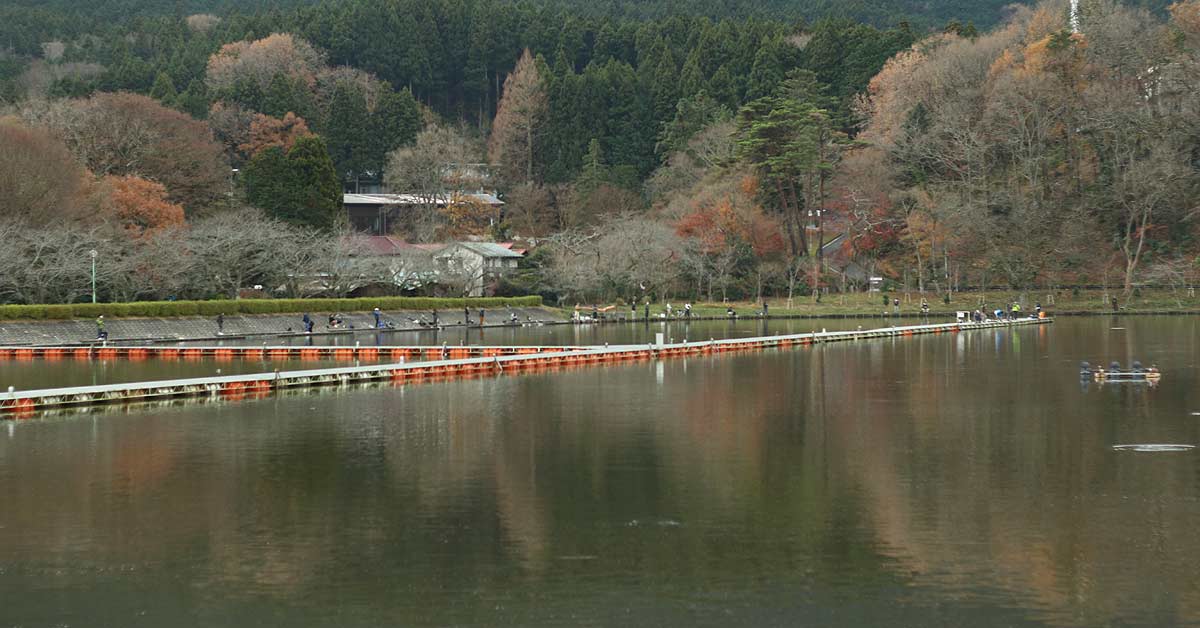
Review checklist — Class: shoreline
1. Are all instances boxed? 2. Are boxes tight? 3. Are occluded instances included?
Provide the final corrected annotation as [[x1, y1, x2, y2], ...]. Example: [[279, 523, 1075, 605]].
[[0, 306, 565, 347], [0, 306, 1189, 347]]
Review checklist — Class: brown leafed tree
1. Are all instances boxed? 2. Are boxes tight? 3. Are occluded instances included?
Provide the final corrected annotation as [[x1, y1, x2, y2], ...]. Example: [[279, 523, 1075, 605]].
[[442, 194, 501, 238], [205, 33, 324, 93], [238, 112, 312, 159], [25, 93, 229, 215], [99, 174, 186, 237], [488, 49, 546, 185], [207, 101, 257, 165], [0, 120, 92, 225]]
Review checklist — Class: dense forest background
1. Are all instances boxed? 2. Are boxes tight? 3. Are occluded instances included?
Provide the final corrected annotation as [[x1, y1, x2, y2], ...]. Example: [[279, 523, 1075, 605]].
[[1, 0, 1198, 304]]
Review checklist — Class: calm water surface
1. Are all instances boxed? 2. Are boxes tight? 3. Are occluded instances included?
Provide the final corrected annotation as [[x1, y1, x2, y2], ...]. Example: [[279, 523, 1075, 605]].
[[2, 316, 1199, 627]]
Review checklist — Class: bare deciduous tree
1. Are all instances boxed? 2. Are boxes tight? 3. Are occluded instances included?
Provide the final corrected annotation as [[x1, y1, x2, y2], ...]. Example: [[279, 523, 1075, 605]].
[[384, 124, 484, 242]]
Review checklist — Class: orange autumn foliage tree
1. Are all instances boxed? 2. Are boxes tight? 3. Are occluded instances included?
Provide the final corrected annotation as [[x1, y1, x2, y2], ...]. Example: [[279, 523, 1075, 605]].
[[676, 199, 744, 252], [677, 174, 783, 257], [1173, 0, 1200, 35], [238, 112, 312, 159], [102, 175, 186, 237]]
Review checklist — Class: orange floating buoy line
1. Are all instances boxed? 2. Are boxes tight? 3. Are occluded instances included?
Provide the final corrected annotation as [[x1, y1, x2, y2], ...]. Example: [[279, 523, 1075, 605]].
[[0, 344, 590, 363], [0, 318, 1050, 418]]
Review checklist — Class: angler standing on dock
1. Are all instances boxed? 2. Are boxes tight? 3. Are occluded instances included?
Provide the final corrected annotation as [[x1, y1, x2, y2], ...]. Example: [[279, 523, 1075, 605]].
[[96, 315, 107, 340], [302, 312, 313, 334], [216, 313, 225, 335], [373, 308, 382, 329], [479, 308, 485, 326]]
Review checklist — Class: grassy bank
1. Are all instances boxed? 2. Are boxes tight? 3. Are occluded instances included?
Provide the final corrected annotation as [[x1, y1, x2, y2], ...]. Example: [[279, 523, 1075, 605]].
[[0, 296, 543, 321], [562, 289, 1200, 319]]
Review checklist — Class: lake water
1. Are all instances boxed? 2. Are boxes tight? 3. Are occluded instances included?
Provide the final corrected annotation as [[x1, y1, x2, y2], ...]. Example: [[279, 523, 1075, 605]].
[[2, 316, 1199, 627]]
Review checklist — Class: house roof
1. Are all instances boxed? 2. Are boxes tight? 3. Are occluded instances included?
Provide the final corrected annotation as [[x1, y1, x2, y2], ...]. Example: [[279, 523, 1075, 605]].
[[356, 236, 445, 256], [444, 241, 524, 258], [344, 192, 503, 207]]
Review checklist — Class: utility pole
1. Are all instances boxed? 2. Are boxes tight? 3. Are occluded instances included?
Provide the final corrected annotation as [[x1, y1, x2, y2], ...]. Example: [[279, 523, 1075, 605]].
[[89, 249, 98, 303]]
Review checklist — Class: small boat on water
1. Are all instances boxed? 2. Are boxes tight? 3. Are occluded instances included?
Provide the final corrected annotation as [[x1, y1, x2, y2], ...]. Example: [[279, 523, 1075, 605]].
[[1080, 361, 1162, 382]]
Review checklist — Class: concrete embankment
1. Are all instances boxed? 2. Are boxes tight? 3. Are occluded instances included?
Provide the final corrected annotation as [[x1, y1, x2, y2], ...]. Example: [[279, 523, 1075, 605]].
[[0, 307, 563, 346]]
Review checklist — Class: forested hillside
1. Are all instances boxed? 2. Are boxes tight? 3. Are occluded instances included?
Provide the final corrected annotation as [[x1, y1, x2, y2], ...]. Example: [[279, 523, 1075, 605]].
[[0, 0, 1056, 27], [1, 0, 1198, 306], [1, 0, 916, 185]]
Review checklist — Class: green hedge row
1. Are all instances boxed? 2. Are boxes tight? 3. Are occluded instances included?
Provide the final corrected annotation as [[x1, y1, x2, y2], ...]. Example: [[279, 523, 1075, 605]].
[[0, 296, 543, 321]]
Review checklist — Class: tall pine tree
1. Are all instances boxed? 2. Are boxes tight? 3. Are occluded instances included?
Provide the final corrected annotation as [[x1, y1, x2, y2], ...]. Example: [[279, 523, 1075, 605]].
[[243, 135, 342, 229], [488, 49, 546, 186]]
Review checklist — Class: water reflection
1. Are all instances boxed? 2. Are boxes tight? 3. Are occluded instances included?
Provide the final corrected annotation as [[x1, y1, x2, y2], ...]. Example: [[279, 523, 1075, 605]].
[[1, 317, 1199, 627]]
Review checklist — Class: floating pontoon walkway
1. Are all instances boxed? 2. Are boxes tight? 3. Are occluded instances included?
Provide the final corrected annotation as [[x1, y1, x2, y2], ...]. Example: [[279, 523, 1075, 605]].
[[0, 318, 1049, 417], [0, 344, 589, 362]]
